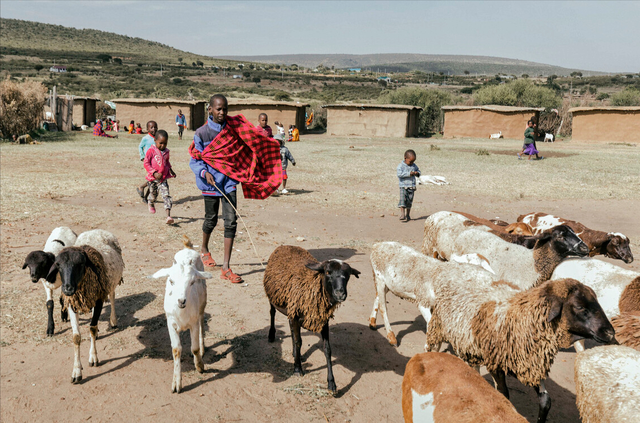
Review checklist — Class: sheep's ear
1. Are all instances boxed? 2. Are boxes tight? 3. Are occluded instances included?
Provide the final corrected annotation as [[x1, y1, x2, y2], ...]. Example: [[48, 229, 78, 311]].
[[151, 268, 172, 279], [22, 261, 28, 270], [305, 261, 325, 272], [83, 251, 100, 276], [533, 232, 552, 249], [46, 263, 58, 283], [547, 296, 563, 322], [350, 267, 361, 278], [196, 270, 213, 279]]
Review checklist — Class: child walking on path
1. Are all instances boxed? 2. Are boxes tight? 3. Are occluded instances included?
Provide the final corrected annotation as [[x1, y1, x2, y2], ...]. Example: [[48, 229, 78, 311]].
[[175, 109, 186, 140], [137, 121, 158, 202], [397, 149, 420, 222], [276, 133, 295, 194], [143, 129, 176, 224], [518, 120, 544, 161]]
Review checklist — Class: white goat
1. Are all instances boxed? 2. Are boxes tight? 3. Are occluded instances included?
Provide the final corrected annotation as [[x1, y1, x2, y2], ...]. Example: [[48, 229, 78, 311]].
[[152, 239, 212, 393], [489, 131, 503, 139], [416, 175, 450, 186], [544, 133, 555, 142]]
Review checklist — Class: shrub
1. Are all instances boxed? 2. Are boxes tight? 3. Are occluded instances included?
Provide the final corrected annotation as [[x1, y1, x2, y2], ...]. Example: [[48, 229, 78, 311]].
[[596, 92, 609, 101], [610, 88, 640, 106], [274, 91, 292, 101], [476, 148, 490, 156], [252, 77, 261, 83], [0, 76, 47, 138], [473, 79, 561, 108], [379, 87, 453, 135]]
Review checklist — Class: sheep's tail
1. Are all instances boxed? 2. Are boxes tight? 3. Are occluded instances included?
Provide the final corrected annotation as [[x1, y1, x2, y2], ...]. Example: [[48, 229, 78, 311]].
[[213, 182, 265, 269], [183, 235, 194, 250]]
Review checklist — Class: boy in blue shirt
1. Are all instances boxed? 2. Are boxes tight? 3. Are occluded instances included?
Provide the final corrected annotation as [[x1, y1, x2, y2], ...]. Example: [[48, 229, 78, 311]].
[[175, 110, 186, 140], [189, 94, 243, 284], [137, 120, 157, 202], [396, 149, 420, 222]]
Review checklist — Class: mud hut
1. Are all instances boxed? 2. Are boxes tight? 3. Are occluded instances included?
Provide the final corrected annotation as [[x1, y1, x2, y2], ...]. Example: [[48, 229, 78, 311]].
[[226, 100, 310, 133], [322, 104, 422, 138], [442, 105, 544, 139], [112, 99, 206, 133], [72, 97, 98, 127], [569, 107, 640, 143]]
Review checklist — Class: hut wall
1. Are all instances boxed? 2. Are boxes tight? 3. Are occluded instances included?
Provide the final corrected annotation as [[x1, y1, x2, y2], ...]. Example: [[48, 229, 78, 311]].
[[115, 102, 195, 135], [227, 105, 302, 133], [326, 108, 411, 137], [443, 109, 538, 139], [571, 110, 640, 143]]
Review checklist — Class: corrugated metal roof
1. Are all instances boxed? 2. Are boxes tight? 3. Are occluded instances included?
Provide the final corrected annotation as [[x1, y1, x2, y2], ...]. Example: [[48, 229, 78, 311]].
[[442, 105, 545, 112], [322, 103, 423, 111], [569, 106, 640, 113]]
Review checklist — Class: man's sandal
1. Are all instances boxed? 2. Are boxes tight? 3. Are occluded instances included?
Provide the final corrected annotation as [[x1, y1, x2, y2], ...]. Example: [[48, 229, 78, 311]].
[[201, 252, 216, 267], [221, 268, 243, 284]]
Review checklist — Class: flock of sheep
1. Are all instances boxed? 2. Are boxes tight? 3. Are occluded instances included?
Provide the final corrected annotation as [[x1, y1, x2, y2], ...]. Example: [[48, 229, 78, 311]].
[[21, 209, 639, 422]]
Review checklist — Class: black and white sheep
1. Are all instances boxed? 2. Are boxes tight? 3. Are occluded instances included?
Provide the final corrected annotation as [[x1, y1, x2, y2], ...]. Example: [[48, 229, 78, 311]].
[[46, 229, 124, 383], [422, 211, 589, 289], [425, 277, 616, 423], [574, 345, 640, 422], [22, 226, 77, 335], [263, 245, 360, 395]]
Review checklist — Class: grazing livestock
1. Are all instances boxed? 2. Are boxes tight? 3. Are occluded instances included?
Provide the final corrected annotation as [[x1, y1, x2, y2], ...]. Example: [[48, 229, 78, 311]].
[[152, 238, 212, 393], [518, 212, 633, 263], [263, 245, 360, 395], [426, 278, 617, 423]]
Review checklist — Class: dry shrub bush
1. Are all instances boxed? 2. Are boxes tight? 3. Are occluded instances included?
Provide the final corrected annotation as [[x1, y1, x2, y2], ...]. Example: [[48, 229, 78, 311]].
[[0, 76, 47, 138], [379, 87, 453, 134], [473, 79, 561, 109], [611, 88, 640, 106]]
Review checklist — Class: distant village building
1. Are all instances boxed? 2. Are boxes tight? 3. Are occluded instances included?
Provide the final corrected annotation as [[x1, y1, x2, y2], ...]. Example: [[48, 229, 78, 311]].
[[569, 106, 640, 143], [348, 68, 362, 73], [49, 65, 67, 73], [112, 99, 207, 132], [322, 104, 422, 138], [441, 105, 544, 139], [227, 100, 310, 132], [232, 75, 243, 79]]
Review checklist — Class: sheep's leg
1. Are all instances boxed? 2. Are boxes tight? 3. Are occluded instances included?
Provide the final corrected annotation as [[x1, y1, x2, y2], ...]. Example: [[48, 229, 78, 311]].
[[377, 286, 397, 346], [268, 304, 276, 342], [108, 289, 117, 329], [417, 304, 432, 352], [573, 340, 585, 352], [43, 281, 55, 336], [191, 324, 204, 374], [88, 299, 103, 367], [289, 318, 304, 376], [321, 323, 337, 395], [60, 297, 68, 322], [368, 294, 379, 330], [491, 369, 509, 399], [535, 380, 551, 423], [199, 314, 205, 357], [68, 307, 83, 383], [167, 320, 182, 393]]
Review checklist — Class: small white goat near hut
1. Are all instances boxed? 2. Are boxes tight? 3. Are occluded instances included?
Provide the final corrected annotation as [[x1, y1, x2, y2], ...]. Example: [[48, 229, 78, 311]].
[[152, 238, 213, 393], [416, 175, 450, 186], [489, 131, 503, 139]]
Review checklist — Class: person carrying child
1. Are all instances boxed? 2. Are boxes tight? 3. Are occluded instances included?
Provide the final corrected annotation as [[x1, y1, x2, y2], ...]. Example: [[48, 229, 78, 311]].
[[175, 109, 187, 140], [397, 149, 420, 222], [137, 121, 158, 202], [518, 120, 544, 161], [276, 133, 295, 194], [143, 129, 176, 224], [257, 113, 273, 138]]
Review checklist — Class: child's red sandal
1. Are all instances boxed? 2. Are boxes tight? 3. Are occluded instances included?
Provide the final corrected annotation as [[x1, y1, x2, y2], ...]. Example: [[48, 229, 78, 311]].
[[221, 268, 243, 284]]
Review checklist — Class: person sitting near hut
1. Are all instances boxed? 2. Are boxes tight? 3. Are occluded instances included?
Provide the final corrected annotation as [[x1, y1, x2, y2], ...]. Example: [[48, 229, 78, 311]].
[[137, 120, 158, 202], [143, 130, 176, 224], [135, 123, 143, 134], [128, 120, 136, 134], [518, 120, 544, 161], [93, 119, 117, 138], [114, 120, 120, 132], [257, 113, 273, 138], [175, 109, 187, 140], [291, 125, 300, 142]]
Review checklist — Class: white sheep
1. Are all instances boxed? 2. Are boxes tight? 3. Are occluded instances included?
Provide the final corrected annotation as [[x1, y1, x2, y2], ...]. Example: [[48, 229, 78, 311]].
[[46, 229, 124, 383], [152, 238, 212, 393], [416, 175, 450, 186], [450, 253, 495, 275], [544, 133, 555, 142], [575, 345, 640, 422], [489, 131, 503, 139], [369, 242, 496, 349], [426, 277, 616, 423], [22, 226, 77, 335], [421, 211, 589, 289]]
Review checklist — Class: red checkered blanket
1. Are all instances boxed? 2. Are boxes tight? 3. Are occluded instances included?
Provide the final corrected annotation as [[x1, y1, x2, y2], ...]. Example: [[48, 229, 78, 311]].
[[189, 114, 282, 199]]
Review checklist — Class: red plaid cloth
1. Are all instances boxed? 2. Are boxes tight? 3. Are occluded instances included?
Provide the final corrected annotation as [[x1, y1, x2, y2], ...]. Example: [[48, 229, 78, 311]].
[[189, 115, 282, 199]]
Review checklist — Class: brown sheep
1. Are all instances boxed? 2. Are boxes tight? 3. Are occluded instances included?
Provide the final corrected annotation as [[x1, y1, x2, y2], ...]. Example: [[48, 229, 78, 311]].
[[263, 245, 360, 395], [402, 352, 527, 423], [455, 211, 533, 236]]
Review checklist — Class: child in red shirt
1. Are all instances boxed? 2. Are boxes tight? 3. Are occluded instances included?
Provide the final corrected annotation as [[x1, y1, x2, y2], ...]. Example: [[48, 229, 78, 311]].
[[143, 130, 176, 224]]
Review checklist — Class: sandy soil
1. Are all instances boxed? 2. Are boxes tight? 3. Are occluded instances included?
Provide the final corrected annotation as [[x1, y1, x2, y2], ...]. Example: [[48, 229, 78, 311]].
[[1, 133, 638, 423]]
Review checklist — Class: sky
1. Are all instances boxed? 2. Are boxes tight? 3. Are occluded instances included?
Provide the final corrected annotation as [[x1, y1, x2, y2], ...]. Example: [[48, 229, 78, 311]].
[[2, 1, 639, 73]]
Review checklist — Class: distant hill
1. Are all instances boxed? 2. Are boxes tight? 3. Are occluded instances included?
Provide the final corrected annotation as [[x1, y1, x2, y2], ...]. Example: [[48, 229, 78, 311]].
[[218, 53, 604, 77], [0, 18, 233, 66]]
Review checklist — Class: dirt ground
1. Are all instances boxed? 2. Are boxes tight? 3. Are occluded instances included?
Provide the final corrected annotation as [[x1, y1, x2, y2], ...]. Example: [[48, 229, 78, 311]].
[[1, 131, 638, 423]]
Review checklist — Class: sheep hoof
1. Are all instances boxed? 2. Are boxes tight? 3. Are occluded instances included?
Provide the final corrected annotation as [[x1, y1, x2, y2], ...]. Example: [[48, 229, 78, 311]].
[[294, 368, 304, 377], [369, 318, 377, 330], [328, 381, 337, 396], [71, 375, 82, 384], [387, 332, 398, 346]]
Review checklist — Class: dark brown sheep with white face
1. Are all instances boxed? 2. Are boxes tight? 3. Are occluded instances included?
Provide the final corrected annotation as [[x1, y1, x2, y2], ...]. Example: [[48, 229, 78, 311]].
[[263, 245, 360, 395]]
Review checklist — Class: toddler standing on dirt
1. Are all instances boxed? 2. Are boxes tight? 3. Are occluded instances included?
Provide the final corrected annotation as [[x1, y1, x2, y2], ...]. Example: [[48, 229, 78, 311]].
[[276, 133, 295, 194], [397, 149, 420, 222], [137, 121, 158, 203], [143, 129, 176, 224]]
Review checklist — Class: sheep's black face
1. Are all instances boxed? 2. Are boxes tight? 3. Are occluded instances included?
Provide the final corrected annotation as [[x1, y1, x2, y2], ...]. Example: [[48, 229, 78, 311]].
[[553, 282, 617, 345], [551, 225, 589, 257], [306, 260, 361, 304], [22, 251, 55, 283], [606, 235, 633, 264], [54, 249, 88, 297]]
